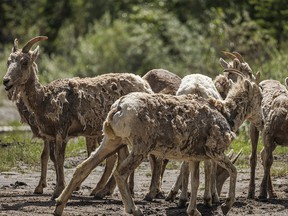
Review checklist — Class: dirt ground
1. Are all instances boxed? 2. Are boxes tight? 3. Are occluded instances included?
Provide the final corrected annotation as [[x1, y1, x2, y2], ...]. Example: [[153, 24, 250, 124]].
[[0, 155, 288, 216]]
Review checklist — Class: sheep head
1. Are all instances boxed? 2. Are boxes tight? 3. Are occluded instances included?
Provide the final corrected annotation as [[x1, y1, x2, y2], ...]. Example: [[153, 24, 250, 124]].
[[3, 36, 48, 100], [224, 67, 263, 131], [220, 51, 255, 82]]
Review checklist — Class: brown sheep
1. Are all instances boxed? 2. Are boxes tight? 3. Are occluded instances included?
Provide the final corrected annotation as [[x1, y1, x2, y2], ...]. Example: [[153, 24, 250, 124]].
[[2, 36, 153, 199], [249, 78, 288, 200], [54, 62, 263, 216]]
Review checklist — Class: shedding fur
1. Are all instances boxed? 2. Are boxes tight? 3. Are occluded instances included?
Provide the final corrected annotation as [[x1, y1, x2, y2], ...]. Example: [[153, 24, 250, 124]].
[[3, 36, 153, 199], [54, 66, 263, 216], [249, 79, 288, 199]]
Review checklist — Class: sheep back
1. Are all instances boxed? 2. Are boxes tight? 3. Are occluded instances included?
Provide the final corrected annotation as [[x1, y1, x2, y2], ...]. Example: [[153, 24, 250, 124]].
[[105, 92, 234, 158]]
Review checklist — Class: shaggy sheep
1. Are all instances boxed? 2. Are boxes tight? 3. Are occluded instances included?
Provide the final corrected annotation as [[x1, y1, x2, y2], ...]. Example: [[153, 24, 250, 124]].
[[165, 73, 223, 207], [249, 78, 288, 199], [54, 61, 263, 216], [2, 36, 153, 199], [165, 52, 251, 206], [87, 68, 182, 199], [142, 68, 181, 200], [14, 99, 98, 194]]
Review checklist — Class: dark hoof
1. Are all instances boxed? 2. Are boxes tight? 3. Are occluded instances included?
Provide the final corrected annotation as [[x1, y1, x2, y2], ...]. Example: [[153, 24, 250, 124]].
[[221, 203, 230, 215], [177, 199, 187, 208]]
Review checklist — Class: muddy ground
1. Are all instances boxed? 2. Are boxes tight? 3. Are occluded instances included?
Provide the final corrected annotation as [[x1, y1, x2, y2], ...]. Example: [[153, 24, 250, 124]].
[[0, 154, 288, 216]]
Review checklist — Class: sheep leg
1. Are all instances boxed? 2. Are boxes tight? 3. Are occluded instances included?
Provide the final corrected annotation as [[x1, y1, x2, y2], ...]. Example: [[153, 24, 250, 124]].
[[259, 136, 276, 200], [210, 161, 219, 203], [90, 153, 118, 198], [85, 137, 99, 156], [186, 160, 201, 216], [91, 145, 135, 198], [213, 154, 237, 215], [178, 161, 189, 208], [268, 174, 277, 198], [248, 123, 259, 199], [166, 161, 185, 201], [144, 155, 165, 201], [51, 137, 68, 200], [119, 145, 136, 196], [34, 139, 50, 194], [204, 160, 213, 206], [113, 150, 144, 216], [54, 137, 123, 216]]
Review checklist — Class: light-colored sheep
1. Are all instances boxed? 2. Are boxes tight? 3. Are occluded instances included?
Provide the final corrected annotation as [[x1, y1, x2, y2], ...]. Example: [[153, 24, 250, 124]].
[[54, 62, 263, 216], [249, 78, 288, 200], [165, 52, 251, 206], [2, 36, 153, 199], [86, 68, 182, 200], [166, 73, 223, 207]]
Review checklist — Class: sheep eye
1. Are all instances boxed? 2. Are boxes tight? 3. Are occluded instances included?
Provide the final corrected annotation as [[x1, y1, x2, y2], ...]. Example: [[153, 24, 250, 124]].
[[21, 59, 28, 66]]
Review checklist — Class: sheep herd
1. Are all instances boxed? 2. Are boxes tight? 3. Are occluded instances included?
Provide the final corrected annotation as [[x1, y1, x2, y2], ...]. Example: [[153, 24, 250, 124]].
[[2, 36, 288, 216]]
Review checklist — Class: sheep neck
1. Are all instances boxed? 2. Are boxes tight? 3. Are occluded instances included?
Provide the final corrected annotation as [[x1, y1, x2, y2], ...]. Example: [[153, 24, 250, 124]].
[[211, 83, 252, 133], [21, 63, 45, 115]]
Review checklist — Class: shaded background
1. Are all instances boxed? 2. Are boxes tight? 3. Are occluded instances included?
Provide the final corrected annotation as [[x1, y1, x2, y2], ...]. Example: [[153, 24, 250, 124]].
[[0, 0, 288, 102]]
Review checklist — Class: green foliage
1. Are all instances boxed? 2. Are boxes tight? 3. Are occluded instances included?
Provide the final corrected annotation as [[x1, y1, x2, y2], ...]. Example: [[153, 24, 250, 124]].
[[1, 0, 288, 179], [0, 132, 87, 172]]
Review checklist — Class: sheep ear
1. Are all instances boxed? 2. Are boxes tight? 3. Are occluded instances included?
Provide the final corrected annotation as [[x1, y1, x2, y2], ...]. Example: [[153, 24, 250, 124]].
[[255, 71, 261, 84], [31, 45, 40, 61], [12, 39, 18, 52], [219, 58, 228, 68], [285, 77, 288, 86]]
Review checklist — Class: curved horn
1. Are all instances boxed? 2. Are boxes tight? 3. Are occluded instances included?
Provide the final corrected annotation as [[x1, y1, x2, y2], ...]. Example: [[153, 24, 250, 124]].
[[232, 51, 245, 63], [22, 36, 48, 53], [223, 68, 246, 79], [222, 51, 237, 60], [13, 39, 18, 52]]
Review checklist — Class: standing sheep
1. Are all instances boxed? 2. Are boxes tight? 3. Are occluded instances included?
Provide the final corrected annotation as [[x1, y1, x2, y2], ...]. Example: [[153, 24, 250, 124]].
[[2, 36, 153, 199], [54, 62, 263, 216], [87, 68, 182, 199], [249, 78, 288, 199], [13, 99, 98, 194]]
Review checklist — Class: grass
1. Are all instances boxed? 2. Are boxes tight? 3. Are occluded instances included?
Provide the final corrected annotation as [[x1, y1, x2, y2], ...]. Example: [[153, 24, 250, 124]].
[[0, 126, 287, 177], [0, 131, 87, 172]]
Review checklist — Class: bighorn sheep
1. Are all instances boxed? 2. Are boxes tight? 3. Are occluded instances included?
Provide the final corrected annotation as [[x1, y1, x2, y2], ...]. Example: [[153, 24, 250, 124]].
[[165, 73, 225, 207], [54, 60, 263, 216], [2, 36, 153, 199], [88, 68, 182, 200], [165, 52, 251, 205], [13, 99, 98, 194], [249, 78, 288, 200]]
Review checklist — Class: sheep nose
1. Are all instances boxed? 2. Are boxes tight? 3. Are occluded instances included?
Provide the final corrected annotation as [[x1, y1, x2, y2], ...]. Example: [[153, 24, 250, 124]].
[[3, 78, 10, 86]]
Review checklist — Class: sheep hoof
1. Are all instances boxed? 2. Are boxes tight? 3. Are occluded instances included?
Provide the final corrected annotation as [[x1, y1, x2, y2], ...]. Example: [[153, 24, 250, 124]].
[[143, 194, 153, 201], [165, 191, 177, 202], [155, 190, 165, 199], [132, 208, 143, 216], [177, 199, 187, 208], [54, 200, 64, 216], [34, 187, 44, 194], [269, 192, 277, 199], [204, 198, 212, 207], [247, 191, 255, 199], [258, 195, 268, 202], [221, 203, 231, 215], [187, 209, 201, 216]]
